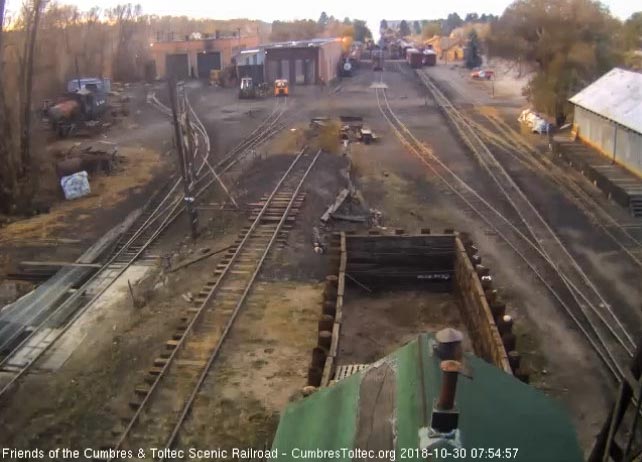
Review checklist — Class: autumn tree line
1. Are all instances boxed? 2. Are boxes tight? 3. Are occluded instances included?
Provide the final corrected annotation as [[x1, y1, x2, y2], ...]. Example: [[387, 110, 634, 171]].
[[388, 1, 641, 120], [0, 2, 266, 214], [1, 1, 640, 215], [271, 12, 372, 44], [487, 0, 641, 119]]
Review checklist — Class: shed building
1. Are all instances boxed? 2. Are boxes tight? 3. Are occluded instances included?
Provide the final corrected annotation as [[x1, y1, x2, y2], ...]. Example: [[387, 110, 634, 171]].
[[149, 33, 260, 80], [569, 68, 642, 178], [263, 38, 343, 85], [235, 47, 266, 84]]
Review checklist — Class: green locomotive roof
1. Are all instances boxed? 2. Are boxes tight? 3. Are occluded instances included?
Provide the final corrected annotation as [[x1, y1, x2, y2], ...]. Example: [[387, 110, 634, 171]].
[[272, 333, 583, 461]]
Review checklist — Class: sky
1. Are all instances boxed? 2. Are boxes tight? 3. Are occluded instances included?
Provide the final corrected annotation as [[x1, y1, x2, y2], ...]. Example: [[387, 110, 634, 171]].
[[5, 0, 640, 39]]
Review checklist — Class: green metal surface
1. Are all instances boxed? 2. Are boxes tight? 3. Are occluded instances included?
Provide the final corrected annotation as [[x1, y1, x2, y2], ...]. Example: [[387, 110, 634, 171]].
[[271, 371, 361, 461], [272, 334, 583, 462], [395, 338, 424, 457]]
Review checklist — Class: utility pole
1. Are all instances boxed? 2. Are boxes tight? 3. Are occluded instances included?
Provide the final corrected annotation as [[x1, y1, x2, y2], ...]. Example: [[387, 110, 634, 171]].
[[183, 102, 198, 188], [75, 55, 82, 92], [167, 78, 198, 240]]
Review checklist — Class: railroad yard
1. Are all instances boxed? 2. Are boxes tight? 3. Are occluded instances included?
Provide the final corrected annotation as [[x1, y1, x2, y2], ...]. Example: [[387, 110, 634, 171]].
[[1, 38, 642, 461]]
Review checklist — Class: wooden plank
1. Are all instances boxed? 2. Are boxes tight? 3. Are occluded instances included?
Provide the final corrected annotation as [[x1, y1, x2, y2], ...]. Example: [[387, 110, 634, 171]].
[[321, 355, 335, 386], [353, 361, 396, 452], [168, 245, 234, 273], [335, 297, 343, 324], [330, 213, 366, 223], [337, 232, 347, 313], [453, 237, 511, 374], [346, 234, 455, 241], [321, 189, 350, 222], [20, 261, 103, 269], [329, 322, 340, 357]]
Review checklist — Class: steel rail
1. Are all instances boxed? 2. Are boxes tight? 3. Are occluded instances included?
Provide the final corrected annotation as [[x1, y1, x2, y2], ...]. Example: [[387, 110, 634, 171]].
[[157, 91, 287, 194], [379, 83, 627, 376], [0, 90, 284, 402], [465, 112, 642, 268], [0, 181, 195, 400], [375, 86, 627, 380], [213, 97, 288, 171], [0, 178, 179, 356], [160, 149, 322, 457], [106, 147, 315, 460], [0, 91, 196, 355], [415, 68, 635, 353], [412, 62, 642, 272], [143, 91, 289, 239], [163, 98, 288, 223]]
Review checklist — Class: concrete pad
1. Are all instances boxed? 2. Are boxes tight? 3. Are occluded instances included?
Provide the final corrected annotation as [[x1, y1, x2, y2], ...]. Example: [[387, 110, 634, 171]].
[[38, 264, 152, 371]]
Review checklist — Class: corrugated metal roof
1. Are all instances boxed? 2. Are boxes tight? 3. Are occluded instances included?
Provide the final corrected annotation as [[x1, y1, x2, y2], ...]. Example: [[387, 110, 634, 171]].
[[569, 68, 642, 134], [272, 333, 583, 461], [264, 37, 339, 49]]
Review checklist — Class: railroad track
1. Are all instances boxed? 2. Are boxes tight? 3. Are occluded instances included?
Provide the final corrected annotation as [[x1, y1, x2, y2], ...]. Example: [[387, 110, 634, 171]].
[[0, 175, 192, 399], [374, 74, 637, 386], [402, 63, 642, 268], [462, 109, 642, 268], [149, 91, 288, 207], [0, 89, 289, 402], [99, 148, 320, 461], [415, 67, 636, 353]]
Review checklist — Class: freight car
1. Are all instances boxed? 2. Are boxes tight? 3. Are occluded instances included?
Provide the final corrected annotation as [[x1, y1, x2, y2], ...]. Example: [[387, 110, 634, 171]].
[[340, 58, 353, 77], [372, 48, 384, 71], [398, 40, 413, 59], [406, 48, 423, 68], [46, 85, 108, 137], [422, 48, 437, 66]]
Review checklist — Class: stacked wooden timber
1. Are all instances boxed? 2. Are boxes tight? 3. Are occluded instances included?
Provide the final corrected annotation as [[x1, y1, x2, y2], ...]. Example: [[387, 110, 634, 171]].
[[455, 232, 526, 380], [306, 233, 346, 389], [344, 233, 456, 290]]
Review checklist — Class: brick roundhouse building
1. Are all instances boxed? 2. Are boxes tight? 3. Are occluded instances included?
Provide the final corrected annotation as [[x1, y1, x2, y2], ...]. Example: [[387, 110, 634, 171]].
[[150, 33, 261, 80]]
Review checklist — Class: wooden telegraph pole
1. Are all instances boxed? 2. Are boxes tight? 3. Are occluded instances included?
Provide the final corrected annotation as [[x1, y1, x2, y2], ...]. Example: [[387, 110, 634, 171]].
[[167, 78, 198, 240]]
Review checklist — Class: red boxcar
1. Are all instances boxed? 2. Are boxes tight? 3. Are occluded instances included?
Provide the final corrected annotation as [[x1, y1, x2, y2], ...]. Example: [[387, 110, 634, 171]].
[[422, 49, 437, 66], [406, 48, 423, 68]]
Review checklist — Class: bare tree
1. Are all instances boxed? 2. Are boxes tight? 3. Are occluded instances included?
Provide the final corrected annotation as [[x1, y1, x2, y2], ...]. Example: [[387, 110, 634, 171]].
[[108, 4, 144, 81], [20, 0, 44, 179], [0, 0, 19, 212]]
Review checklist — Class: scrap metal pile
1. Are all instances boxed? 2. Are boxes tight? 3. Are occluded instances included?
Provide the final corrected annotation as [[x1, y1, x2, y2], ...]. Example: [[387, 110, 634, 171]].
[[54, 142, 120, 200], [42, 78, 130, 137]]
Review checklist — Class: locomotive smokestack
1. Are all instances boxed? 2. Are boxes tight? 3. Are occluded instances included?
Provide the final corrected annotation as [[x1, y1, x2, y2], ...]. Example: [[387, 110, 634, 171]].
[[437, 360, 461, 411]]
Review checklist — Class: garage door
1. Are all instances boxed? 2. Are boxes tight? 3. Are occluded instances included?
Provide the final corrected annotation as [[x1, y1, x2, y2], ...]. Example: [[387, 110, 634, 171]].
[[280, 59, 291, 82], [197, 52, 221, 78], [166, 54, 188, 80], [294, 59, 305, 84], [266, 59, 279, 83], [304, 59, 315, 84]]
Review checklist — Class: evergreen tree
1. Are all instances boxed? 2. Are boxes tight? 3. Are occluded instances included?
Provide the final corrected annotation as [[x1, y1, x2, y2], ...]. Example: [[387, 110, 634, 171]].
[[442, 12, 463, 35], [318, 11, 329, 28], [399, 20, 411, 37], [465, 13, 479, 22], [465, 29, 482, 69], [353, 19, 373, 42]]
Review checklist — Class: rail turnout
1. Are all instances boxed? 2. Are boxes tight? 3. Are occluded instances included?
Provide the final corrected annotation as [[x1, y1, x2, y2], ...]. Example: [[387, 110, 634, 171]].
[[0, 86, 289, 402], [99, 147, 320, 461], [375, 66, 638, 388]]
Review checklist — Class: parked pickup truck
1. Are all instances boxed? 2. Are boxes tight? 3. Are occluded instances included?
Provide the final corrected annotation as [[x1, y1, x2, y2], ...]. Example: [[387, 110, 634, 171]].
[[470, 69, 494, 80]]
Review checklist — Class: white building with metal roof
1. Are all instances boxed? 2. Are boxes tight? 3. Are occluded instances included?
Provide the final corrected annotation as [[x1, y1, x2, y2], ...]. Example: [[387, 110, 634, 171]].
[[569, 68, 642, 178]]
